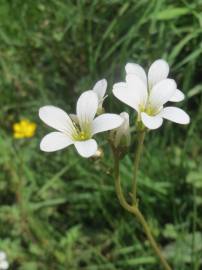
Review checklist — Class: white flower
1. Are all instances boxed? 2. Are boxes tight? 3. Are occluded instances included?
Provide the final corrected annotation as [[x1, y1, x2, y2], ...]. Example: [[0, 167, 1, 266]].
[[110, 112, 130, 148], [0, 251, 9, 270], [113, 59, 190, 130], [39, 91, 123, 158], [92, 79, 107, 113], [0, 253, 6, 262]]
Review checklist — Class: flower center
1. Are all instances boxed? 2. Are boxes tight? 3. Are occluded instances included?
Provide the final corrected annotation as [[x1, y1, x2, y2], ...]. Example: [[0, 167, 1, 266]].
[[139, 103, 159, 116], [70, 119, 92, 141], [73, 130, 90, 141], [145, 105, 158, 116]]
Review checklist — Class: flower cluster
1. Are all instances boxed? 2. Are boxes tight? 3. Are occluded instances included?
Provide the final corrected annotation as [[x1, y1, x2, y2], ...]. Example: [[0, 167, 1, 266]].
[[39, 59, 190, 157], [13, 119, 37, 139], [0, 252, 9, 270], [113, 59, 190, 129]]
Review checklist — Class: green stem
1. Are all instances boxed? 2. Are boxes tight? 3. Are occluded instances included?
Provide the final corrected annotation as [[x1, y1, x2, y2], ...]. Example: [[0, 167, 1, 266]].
[[192, 186, 197, 270], [113, 154, 172, 270], [132, 131, 145, 205]]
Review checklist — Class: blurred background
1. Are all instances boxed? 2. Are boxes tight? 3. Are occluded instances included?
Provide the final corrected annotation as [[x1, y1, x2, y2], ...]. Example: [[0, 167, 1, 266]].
[[0, 0, 202, 269]]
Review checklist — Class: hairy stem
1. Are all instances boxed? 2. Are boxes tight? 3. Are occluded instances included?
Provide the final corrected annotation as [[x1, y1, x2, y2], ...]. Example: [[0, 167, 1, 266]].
[[132, 131, 145, 205], [113, 154, 172, 270]]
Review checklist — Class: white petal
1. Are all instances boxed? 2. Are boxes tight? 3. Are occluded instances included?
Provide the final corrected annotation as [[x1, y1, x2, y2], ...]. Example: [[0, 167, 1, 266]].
[[125, 63, 147, 85], [141, 112, 163, 130], [149, 79, 177, 109], [40, 132, 73, 152], [69, 113, 79, 124], [113, 76, 148, 112], [113, 82, 138, 111], [0, 261, 9, 269], [148, 59, 169, 88], [74, 139, 97, 158], [126, 74, 148, 107], [160, 107, 190, 124], [92, 113, 123, 135], [39, 105, 75, 134], [76, 91, 98, 129], [93, 79, 107, 99], [169, 89, 185, 102]]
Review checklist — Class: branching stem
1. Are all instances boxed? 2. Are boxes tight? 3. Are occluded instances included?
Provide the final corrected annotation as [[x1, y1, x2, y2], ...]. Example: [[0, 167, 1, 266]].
[[113, 152, 172, 270]]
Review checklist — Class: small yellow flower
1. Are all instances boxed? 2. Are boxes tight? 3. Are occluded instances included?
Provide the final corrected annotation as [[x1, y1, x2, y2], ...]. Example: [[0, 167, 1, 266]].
[[13, 119, 37, 139]]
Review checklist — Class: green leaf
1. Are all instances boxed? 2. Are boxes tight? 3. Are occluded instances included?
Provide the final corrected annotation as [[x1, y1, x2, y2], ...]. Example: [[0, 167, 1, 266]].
[[156, 7, 190, 20], [187, 84, 202, 98]]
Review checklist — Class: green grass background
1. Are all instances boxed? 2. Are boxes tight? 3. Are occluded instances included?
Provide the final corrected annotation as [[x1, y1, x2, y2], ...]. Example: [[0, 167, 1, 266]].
[[0, 0, 202, 269]]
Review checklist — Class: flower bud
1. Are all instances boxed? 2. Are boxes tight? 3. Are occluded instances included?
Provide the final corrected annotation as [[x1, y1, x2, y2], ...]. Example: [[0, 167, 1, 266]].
[[92, 79, 107, 115], [110, 112, 130, 148]]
